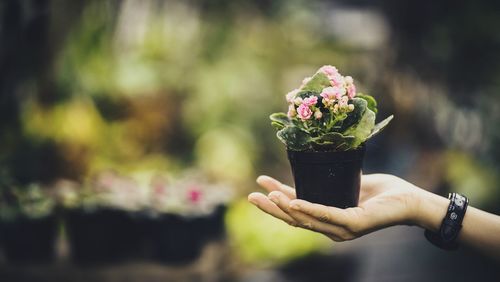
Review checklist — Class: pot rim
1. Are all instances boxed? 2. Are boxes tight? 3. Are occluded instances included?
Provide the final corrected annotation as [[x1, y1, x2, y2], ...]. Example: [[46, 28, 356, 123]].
[[287, 145, 365, 163]]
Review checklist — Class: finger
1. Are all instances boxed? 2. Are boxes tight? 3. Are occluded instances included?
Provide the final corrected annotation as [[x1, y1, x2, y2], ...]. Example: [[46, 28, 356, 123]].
[[256, 175, 296, 199], [288, 199, 360, 229], [248, 192, 297, 226], [268, 191, 346, 240]]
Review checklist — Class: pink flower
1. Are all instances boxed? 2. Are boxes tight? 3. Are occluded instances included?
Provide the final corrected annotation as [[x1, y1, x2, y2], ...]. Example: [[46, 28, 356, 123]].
[[297, 103, 313, 121], [345, 76, 354, 84], [318, 65, 338, 76], [347, 83, 356, 99], [303, 95, 318, 106], [286, 89, 300, 103], [330, 73, 345, 87], [321, 86, 345, 101], [338, 96, 349, 108], [320, 87, 335, 99], [287, 104, 296, 118], [188, 187, 202, 204], [344, 76, 356, 99], [320, 87, 336, 106]]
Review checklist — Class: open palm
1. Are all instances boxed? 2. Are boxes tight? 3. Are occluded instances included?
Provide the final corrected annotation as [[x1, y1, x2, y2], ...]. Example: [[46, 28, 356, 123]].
[[248, 174, 420, 241]]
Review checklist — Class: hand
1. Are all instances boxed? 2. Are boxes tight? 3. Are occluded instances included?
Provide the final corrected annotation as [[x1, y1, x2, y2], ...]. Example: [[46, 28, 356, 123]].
[[248, 174, 425, 241]]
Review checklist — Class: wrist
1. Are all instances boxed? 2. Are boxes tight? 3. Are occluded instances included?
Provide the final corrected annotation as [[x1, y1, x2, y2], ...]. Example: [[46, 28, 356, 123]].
[[412, 189, 450, 232]]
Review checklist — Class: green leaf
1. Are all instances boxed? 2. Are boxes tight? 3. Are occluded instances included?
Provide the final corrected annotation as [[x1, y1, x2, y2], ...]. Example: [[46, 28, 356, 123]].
[[277, 126, 312, 151], [296, 90, 317, 100], [340, 97, 367, 131], [312, 132, 356, 151], [367, 115, 394, 140], [270, 112, 290, 126], [313, 132, 355, 144], [271, 121, 285, 130], [300, 72, 330, 94], [343, 108, 376, 147], [357, 93, 378, 114]]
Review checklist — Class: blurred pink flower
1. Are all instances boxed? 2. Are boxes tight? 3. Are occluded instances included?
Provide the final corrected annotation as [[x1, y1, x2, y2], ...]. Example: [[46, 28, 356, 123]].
[[297, 103, 313, 121], [347, 83, 356, 99], [303, 95, 318, 106], [345, 76, 356, 99], [188, 188, 202, 204], [286, 89, 300, 103], [318, 65, 338, 76], [330, 73, 345, 87]]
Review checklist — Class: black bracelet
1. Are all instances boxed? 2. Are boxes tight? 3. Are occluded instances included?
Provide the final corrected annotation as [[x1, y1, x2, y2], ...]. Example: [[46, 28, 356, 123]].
[[424, 193, 469, 250]]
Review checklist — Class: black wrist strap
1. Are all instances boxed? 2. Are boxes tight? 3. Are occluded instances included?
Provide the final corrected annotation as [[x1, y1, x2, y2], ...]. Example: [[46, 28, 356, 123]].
[[424, 193, 469, 250]]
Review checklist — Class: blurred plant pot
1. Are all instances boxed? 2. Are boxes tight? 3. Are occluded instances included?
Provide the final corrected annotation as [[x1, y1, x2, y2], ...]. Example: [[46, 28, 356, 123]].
[[1, 215, 58, 263], [287, 146, 365, 208], [65, 208, 143, 264], [200, 205, 227, 242], [150, 211, 221, 265]]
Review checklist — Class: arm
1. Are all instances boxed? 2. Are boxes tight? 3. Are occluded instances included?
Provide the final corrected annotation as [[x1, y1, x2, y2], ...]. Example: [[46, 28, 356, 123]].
[[248, 174, 500, 258], [419, 190, 500, 257]]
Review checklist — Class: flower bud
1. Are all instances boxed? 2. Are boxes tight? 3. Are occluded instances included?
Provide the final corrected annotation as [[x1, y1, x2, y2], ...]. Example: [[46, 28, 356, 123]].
[[287, 104, 297, 118], [314, 109, 323, 119], [333, 104, 339, 114], [294, 97, 303, 106]]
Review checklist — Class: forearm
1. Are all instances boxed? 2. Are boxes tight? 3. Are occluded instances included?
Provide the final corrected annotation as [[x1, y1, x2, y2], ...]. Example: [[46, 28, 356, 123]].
[[458, 206, 500, 257], [416, 189, 500, 258]]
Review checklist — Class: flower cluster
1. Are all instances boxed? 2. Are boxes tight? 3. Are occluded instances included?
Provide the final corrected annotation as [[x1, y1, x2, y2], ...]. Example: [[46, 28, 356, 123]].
[[148, 170, 233, 216], [271, 65, 393, 152], [56, 169, 233, 217], [287, 65, 357, 121]]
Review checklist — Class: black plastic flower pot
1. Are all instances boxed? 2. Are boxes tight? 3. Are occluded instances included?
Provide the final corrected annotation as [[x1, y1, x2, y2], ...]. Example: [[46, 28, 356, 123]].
[[1, 215, 58, 263], [150, 213, 207, 265], [287, 146, 365, 208], [65, 208, 143, 264], [200, 205, 227, 242]]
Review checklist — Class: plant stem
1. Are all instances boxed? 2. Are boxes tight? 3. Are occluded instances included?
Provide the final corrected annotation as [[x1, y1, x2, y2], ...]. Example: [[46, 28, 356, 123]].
[[303, 121, 309, 130], [327, 114, 338, 132]]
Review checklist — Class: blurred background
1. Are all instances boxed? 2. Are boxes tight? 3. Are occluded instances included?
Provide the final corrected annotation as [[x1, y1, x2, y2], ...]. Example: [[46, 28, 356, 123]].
[[1, 0, 499, 281]]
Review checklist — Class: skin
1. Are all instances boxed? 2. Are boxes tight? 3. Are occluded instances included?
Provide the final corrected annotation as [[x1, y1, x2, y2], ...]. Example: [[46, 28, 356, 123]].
[[248, 174, 500, 259]]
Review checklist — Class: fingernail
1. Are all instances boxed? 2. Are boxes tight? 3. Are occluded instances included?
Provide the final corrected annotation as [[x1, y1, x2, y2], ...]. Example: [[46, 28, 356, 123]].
[[289, 201, 300, 210], [248, 198, 258, 206]]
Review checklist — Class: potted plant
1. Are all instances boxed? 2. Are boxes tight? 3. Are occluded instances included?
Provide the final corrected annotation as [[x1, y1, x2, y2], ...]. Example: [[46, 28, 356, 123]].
[[270, 65, 393, 208], [147, 170, 232, 264], [61, 171, 147, 264], [0, 180, 58, 263]]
